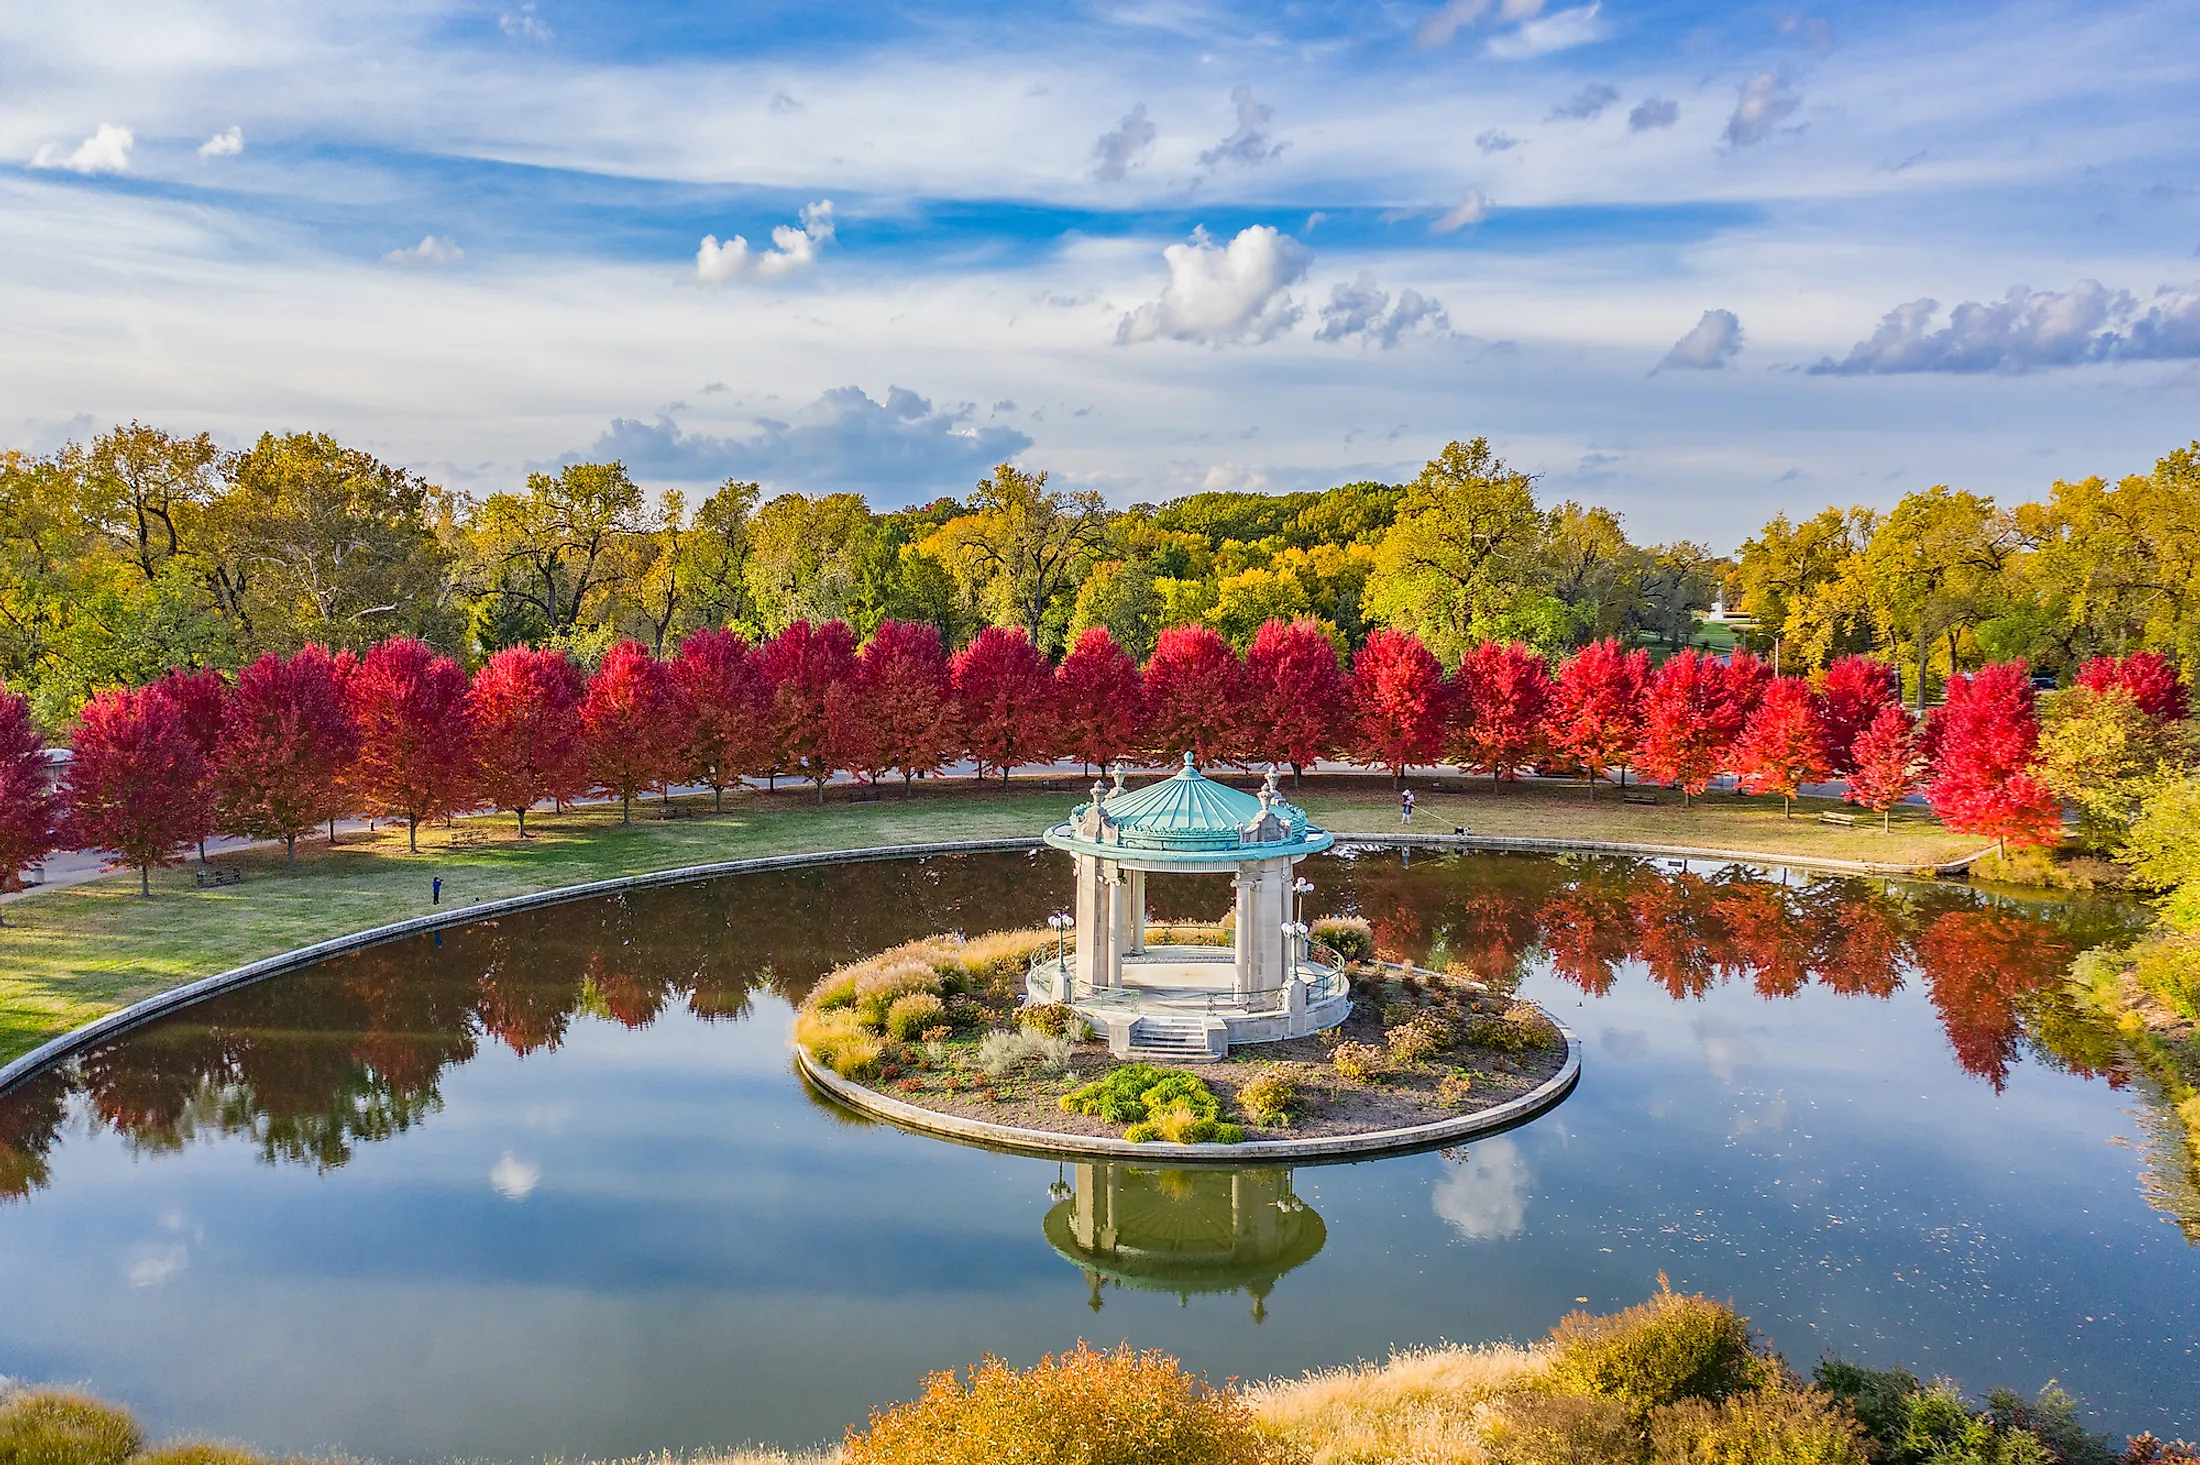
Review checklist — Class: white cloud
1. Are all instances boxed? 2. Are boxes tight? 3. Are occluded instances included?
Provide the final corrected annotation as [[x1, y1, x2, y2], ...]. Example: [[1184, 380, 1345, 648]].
[[1315, 272, 1452, 348], [1416, 0, 1545, 47], [1548, 82, 1620, 122], [490, 1152, 541, 1200], [1115, 225, 1309, 346], [1628, 96, 1679, 131], [696, 200, 835, 283], [382, 234, 464, 266], [499, 3, 553, 42], [568, 385, 1033, 491], [1198, 86, 1284, 168], [1811, 281, 2200, 374], [1490, 3, 1602, 59], [1430, 189, 1494, 233], [1475, 128, 1520, 153], [1725, 72, 1801, 147], [1090, 102, 1156, 182], [32, 124, 133, 174], [197, 126, 244, 158], [1432, 1137, 1530, 1240], [1658, 308, 1744, 370]]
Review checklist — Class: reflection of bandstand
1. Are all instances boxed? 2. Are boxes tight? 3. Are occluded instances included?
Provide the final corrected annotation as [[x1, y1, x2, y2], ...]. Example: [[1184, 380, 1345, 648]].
[[1027, 757, 1348, 1061], [1043, 1161, 1326, 1321]]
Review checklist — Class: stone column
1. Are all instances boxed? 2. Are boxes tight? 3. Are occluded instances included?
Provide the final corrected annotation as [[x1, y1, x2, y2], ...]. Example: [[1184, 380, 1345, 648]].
[[1074, 854, 1104, 992], [1233, 869, 1256, 995], [1244, 859, 1289, 994], [1105, 865, 1130, 989], [1127, 868, 1147, 953]]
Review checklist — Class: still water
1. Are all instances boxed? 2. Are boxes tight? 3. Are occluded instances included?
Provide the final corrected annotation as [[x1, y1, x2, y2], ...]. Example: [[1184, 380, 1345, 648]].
[[1, 849, 2194, 1458]]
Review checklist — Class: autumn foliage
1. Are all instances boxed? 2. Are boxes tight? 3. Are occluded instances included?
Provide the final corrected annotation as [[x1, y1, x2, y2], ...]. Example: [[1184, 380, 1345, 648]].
[[1450, 640, 1552, 783], [1349, 628, 1448, 783], [1844, 703, 1923, 831], [1143, 624, 1243, 766], [1053, 627, 1145, 772], [582, 641, 691, 823], [347, 636, 476, 852], [215, 646, 360, 860], [0, 687, 62, 910], [1925, 661, 2061, 851], [759, 619, 862, 803], [1550, 638, 1650, 795], [671, 627, 773, 810], [1639, 649, 1761, 801], [853, 619, 958, 790], [1241, 618, 1344, 778], [951, 626, 1057, 784], [1731, 677, 1831, 816], [468, 646, 587, 834], [66, 685, 212, 893], [2075, 651, 2189, 725], [1817, 654, 1900, 773]]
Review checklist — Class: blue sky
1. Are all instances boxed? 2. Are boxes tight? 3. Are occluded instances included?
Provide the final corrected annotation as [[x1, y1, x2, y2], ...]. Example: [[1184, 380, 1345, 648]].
[[3, 0, 2198, 545]]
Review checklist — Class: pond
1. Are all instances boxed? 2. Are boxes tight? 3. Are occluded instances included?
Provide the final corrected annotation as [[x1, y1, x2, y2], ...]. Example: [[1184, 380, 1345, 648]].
[[1, 849, 2195, 1460]]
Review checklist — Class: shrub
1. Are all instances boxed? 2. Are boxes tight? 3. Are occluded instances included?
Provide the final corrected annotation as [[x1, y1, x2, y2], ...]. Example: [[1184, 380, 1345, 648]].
[[841, 1343, 1295, 1465], [1239, 1067, 1298, 1127], [796, 1009, 884, 1076], [1386, 1022, 1441, 1066], [1545, 1287, 1776, 1417], [976, 1028, 1051, 1077], [1020, 1002, 1077, 1037], [1330, 1041, 1386, 1085], [1649, 1390, 1870, 1465], [812, 974, 859, 1011], [133, 1447, 269, 1465], [1436, 1070, 1476, 1107], [1311, 916, 1375, 963], [886, 992, 947, 1041], [0, 1389, 143, 1465], [1466, 1004, 1561, 1055], [830, 1033, 884, 1078], [1479, 1391, 1639, 1465], [1061, 1064, 1241, 1143], [1811, 1360, 2119, 1465]]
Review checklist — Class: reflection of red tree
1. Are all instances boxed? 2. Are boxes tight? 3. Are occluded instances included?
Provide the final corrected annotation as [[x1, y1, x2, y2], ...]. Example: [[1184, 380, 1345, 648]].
[[1806, 884, 1906, 999], [0, 1068, 69, 1201], [1448, 884, 1544, 987], [1540, 879, 1636, 996], [1630, 872, 1724, 998], [1914, 907, 2071, 1090], [585, 950, 672, 1029], [1710, 877, 1805, 998], [478, 961, 576, 1057]]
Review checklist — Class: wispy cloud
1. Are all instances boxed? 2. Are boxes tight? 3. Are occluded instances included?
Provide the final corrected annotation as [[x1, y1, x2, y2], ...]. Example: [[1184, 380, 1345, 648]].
[[382, 235, 463, 266], [1431, 190, 1494, 233], [696, 201, 835, 283], [1476, 129, 1520, 153], [1116, 225, 1309, 346], [1548, 82, 1620, 122], [1199, 86, 1285, 168], [1490, 3, 1602, 59], [499, 4, 553, 42], [197, 126, 244, 158], [1628, 97, 1678, 132], [1811, 281, 2200, 374], [32, 124, 132, 174], [1090, 102, 1156, 182], [1725, 72, 1801, 146], [1657, 309, 1744, 371]]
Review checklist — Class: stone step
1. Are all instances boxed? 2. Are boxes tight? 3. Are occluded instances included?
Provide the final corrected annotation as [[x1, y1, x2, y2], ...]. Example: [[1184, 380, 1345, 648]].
[[1128, 1016, 1217, 1063]]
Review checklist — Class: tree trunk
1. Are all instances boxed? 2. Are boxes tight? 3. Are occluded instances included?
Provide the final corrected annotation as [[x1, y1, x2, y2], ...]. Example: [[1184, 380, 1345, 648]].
[[815, 778, 825, 806], [328, 817, 337, 847], [622, 794, 632, 824], [1782, 795, 1791, 820], [286, 834, 297, 864], [199, 839, 208, 864], [140, 864, 151, 897], [903, 770, 915, 797], [1003, 766, 1012, 788], [1291, 760, 1303, 789], [408, 815, 419, 853], [517, 806, 530, 837], [1883, 807, 1892, 834], [714, 786, 725, 814]]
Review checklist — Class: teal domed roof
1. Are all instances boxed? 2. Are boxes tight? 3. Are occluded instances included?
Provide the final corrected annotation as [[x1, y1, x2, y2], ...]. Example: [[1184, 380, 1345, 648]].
[[1043, 755, 1333, 865]]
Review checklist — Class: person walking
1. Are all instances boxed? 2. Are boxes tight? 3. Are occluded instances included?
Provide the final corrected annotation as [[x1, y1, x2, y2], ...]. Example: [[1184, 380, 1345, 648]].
[[1400, 788, 1415, 826]]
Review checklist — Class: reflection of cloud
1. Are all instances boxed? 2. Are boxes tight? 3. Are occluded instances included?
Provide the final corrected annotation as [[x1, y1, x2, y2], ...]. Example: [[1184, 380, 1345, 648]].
[[1433, 1137, 1530, 1239], [129, 1209, 197, 1287], [1695, 1018, 1761, 1083], [1729, 1089, 1789, 1136], [491, 1152, 542, 1200], [1600, 1027, 1648, 1059]]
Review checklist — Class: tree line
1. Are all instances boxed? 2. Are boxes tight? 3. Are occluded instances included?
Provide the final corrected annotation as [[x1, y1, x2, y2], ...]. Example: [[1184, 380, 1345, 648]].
[[3, 605, 2189, 897]]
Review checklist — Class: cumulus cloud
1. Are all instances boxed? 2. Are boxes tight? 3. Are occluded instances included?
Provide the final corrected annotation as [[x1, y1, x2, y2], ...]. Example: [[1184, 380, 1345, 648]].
[[571, 386, 1034, 493], [197, 126, 243, 158], [1657, 309, 1744, 371], [1548, 82, 1619, 121], [1315, 273, 1453, 348], [32, 123, 132, 174], [1725, 72, 1800, 146], [1431, 190, 1494, 233], [1432, 1138, 1530, 1240], [696, 200, 835, 283], [499, 3, 553, 41], [1090, 102, 1157, 182], [382, 235, 463, 266], [1489, 2, 1601, 58], [1810, 280, 2200, 375], [1475, 128, 1520, 153], [1629, 96, 1679, 131], [490, 1152, 541, 1200], [1198, 86, 1285, 168], [1116, 225, 1310, 347]]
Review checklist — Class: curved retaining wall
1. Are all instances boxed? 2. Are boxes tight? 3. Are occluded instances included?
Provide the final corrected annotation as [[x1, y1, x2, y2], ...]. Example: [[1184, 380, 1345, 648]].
[[795, 1025, 1582, 1165], [0, 828, 1961, 1099]]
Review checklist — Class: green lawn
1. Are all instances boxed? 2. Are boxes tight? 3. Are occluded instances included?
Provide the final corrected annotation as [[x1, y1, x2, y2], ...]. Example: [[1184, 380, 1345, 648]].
[[0, 774, 1977, 1064]]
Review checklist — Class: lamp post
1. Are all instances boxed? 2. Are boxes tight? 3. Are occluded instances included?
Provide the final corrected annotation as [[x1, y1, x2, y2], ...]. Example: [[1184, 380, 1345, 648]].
[[1290, 875, 1314, 932], [1047, 911, 1071, 998], [1281, 919, 1309, 974]]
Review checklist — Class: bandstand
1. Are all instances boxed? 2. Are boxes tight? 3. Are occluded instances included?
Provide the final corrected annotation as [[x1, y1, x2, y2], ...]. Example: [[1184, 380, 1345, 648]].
[[1028, 755, 1348, 1061]]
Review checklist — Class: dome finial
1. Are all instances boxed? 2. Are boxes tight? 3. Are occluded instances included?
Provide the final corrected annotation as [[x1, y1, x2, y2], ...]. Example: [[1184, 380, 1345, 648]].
[[1182, 751, 1198, 773]]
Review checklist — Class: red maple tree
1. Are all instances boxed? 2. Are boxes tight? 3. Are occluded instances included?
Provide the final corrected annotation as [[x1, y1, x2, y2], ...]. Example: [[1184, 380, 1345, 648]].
[[67, 685, 212, 894], [1054, 627, 1146, 774], [583, 641, 691, 823], [758, 620, 863, 803], [672, 627, 775, 810], [1637, 649, 1745, 802], [214, 646, 360, 862], [153, 667, 226, 859], [952, 625, 1057, 785], [2074, 650, 2189, 725], [0, 687, 63, 919], [348, 636, 477, 852], [1730, 676, 1831, 817], [1549, 638, 1650, 797], [1348, 629, 1448, 786], [855, 619, 958, 793], [468, 646, 588, 835], [1844, 702, 1924, 832], [1241, 619, 1344, 783], [1925, 660, 2061, 853], [1817, 654, 1899, 773], [1450, 640, 1553, 784], [1142, 624, 1243, 767]]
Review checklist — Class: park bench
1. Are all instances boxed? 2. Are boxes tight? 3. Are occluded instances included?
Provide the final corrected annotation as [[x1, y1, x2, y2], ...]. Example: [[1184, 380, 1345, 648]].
[[847, 785, 882, 803], [1040, 779, 1070, 792], [656, 802, 694, 820], [1622, 791, 1659, 806], [194, 866, 243, 888], [449, 826, 484, 846], [1818, 811, 1859, 828]]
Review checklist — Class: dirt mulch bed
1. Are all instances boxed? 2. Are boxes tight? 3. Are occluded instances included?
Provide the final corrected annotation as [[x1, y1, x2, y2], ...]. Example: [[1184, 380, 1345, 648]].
[[837, 997, 1570, 1143]]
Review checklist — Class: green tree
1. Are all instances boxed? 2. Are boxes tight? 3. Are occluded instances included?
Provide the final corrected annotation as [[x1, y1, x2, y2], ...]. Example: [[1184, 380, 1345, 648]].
[[1543, 501, 1643, 647], [471, 462, 646, 638], [929, 464, 1107, 649], [1735, 506, 1874, 669], [1208, 565, 1312, 646], [744, 491, 874, 633], [1841, 487, 2016, 707], [2016, 445, 2200, 677], [1364, 438, 1551, 665]]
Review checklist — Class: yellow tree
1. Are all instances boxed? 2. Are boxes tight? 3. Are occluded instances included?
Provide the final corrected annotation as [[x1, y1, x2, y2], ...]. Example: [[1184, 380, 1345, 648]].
[[2017, 443, 2200, 677], [1363, 438, 1553, 665], [1842, 486, 2017, 708], [927, 464, 1106, 648]]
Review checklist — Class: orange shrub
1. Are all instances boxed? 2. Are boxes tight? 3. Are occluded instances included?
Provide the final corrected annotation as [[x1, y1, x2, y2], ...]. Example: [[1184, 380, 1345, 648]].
[[841, 1344, 1301, 1465]]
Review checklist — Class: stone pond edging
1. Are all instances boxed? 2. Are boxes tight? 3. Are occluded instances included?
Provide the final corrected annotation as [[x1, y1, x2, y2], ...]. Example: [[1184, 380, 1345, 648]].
[[794, 1024, 1583, 1165], [0, 828, 1972, 1099]]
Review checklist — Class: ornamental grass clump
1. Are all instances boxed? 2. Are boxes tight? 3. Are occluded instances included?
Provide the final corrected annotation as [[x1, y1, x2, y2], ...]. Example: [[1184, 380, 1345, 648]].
[[1544, 1283, 1779, 1420], [1647, 1389, 1870, 1465], [1060, 1064, 1243, 1144], [0, 1389, 143, 1465], [1238, 1067, 1298, 1128], [975, 1028, 1073, 1078], [1310, 915, 1374, 963], [840, 1343, 1296, 1465], [885, 992, 945, 1041]]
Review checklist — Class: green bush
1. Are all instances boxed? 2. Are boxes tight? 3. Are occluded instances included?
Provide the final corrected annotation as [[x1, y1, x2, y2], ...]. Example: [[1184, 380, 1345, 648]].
[[1020, 1002, 1077, 1037], [886, 992, 947, 1041], [1649, 1390, 1870, 1465], [1061, 1065, 1242, 1144], [1545, 1289, 1775, 1417], [1238, 1067, 1297, 1127], [0, 1390, 144, 1465], [1811, 1360, 2118, 1465], [1310, 916, 1374, 963]]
